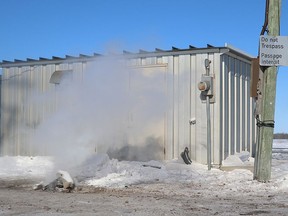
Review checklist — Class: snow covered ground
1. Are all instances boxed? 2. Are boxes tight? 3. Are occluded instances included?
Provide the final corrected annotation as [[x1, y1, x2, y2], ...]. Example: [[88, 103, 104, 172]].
[[0, 140, 288, 194], [0, 140, 288, 215]]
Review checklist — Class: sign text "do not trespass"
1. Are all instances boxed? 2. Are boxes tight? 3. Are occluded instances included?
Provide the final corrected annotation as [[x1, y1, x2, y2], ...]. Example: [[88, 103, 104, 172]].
[[259, 35, 288, 66]]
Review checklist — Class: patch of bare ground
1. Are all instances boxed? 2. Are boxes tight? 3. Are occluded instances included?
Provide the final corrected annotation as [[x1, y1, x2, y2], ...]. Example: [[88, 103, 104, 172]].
[[0, 181, 288, 216]]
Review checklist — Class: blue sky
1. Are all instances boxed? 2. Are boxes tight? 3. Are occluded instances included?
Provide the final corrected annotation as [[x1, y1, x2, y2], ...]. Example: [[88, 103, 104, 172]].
[[0, 0, 287, 133]]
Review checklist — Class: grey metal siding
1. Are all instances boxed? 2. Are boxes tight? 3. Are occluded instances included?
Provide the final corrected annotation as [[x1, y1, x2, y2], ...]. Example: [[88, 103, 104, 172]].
[[0, 47, 256, 166], [1, 62, 85, 155], [219, 53, 255, 162]]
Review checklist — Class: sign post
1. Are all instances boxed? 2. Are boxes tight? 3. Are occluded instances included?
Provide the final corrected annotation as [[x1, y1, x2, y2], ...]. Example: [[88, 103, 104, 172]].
[[254, 0, 281, 182]]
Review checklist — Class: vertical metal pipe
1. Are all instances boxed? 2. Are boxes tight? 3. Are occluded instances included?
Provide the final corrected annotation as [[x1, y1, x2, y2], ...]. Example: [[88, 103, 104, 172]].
[[206, 95, 212, 170], [205, 59, 212, 170]]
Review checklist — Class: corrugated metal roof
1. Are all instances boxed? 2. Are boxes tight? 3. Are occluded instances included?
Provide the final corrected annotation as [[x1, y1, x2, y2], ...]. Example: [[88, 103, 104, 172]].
[[0, 44, 254, 68]]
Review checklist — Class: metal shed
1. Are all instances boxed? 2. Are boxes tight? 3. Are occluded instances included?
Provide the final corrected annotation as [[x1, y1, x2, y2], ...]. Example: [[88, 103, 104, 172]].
[[0, 45, 256, 166]]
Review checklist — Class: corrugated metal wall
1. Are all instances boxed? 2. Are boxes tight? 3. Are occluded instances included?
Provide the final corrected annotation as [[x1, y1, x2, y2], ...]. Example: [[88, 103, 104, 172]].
[[220, 54, 256, 162], [0, 48, 256, 165], [0, 62, 85, 155]]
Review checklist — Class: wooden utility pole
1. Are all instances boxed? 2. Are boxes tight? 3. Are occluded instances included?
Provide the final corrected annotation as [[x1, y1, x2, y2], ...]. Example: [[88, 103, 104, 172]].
[[254, 0, 281, 182]]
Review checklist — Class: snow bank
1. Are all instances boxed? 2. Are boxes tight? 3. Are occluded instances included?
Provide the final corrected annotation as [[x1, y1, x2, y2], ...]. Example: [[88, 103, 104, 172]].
[[78, 154, 168, 187], [222, 151, 254, 166], [0, 140, 288, 194]]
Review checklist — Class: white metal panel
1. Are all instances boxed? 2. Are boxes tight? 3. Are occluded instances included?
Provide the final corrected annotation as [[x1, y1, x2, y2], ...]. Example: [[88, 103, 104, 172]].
[[1, 67, 16, 154], [224, 56, 230, 159], [189, 55, 197, 159], [164, 56, 174, 159], [240, 62, 245, 151], [211, 53, 222, 164], [127, 64, 167, 160], [177, 55, 192, 156], [235, 59, 241, 152], [228, 56, 234, 155], [207, 53, 216, 164], [172, 56, 179, 158], [194, 53, 208, 164]]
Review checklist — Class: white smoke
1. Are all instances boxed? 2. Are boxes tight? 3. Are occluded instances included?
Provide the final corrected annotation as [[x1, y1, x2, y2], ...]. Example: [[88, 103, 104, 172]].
[[30, 55, 168, 171]]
